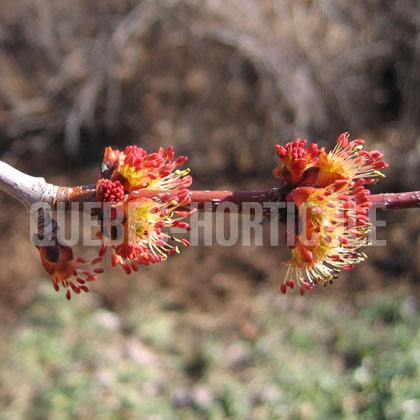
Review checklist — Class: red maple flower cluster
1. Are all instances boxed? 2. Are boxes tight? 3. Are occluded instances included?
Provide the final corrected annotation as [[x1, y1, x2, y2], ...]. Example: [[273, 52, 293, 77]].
[[37, 145, 193, 299], [96, 145, 194, 274], [274, 133, 388, 294]]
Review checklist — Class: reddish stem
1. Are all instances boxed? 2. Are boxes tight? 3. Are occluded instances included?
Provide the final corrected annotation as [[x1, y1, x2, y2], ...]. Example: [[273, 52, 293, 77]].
[[368, 191, 420, 209], [186, 190, 420, 210], [74, 188, 420, 211], [129, 189, 280, 211]]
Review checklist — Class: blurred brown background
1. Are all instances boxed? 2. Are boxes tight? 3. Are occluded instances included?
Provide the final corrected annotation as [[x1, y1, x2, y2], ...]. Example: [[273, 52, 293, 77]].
[[1, 0, 419, 312], [1, 1, 420, 419]]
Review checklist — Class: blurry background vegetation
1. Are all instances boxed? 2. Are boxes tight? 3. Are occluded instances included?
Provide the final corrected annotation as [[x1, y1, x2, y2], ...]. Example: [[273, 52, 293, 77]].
[[0, 1, 419, 419]]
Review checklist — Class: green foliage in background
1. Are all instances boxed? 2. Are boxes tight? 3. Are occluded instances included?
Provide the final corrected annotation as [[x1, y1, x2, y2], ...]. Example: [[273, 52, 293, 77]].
[[1, 286, 419, 420]]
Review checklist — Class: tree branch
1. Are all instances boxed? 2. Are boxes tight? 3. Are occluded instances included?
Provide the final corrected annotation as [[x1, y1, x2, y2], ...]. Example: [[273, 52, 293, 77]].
[[0, 160, 58, 210], [0, 160, 96, 210], [1, 159, 420, 212]]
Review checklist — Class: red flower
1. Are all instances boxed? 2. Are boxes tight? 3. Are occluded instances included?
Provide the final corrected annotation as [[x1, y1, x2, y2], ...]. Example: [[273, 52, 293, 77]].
[[275, 133, 387, 294], [38, 243, 102, 300], [274, 133, 387, 189], [273, 139, 321, 186], [101, 145, 192, 192], [100, 190, 195, 274], [97, 145, 194, 273]]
